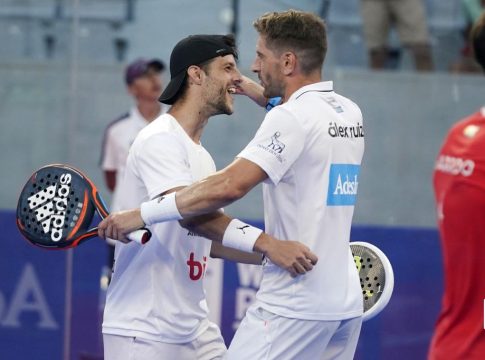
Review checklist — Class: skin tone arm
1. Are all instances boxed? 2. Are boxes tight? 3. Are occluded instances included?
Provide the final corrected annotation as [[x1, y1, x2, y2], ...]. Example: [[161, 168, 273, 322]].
[[99, 158, 266, 231], [179, 209, 317, 274], [176, 158, 267, 216], [210, 241, 262, 265], [178, 209, 262, 265], [180, 211, 263, 265], [99, 161, 318, 276], [104, 170, 116, 192]]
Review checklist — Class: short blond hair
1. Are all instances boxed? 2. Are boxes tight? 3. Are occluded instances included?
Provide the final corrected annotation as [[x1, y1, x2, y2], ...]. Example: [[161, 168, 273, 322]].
[[253, 10, 327, 74]]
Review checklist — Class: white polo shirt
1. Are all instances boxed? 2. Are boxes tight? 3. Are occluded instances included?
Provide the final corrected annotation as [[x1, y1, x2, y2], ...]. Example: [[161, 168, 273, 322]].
[[238, 81, 365, 320], [102, 114, 217, 343], [100, 105, 168, 212]]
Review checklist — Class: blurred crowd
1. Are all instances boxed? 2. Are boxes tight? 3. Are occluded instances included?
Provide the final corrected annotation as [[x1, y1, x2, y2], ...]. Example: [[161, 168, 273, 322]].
[[359, 0, 484, 73]]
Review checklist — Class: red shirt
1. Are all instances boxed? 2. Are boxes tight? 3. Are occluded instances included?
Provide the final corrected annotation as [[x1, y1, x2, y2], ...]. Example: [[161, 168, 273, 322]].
[[429, 108, 485, 360]]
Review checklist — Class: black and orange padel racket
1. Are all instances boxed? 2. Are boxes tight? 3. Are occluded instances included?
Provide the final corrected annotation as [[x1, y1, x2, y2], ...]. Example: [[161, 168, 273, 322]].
[[16, 164, 151, 249]]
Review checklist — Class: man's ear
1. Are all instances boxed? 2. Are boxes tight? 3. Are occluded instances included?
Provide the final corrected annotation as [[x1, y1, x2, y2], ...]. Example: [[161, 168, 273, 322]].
[[281, 51, 297, 76], [187, 65, 204, 86]]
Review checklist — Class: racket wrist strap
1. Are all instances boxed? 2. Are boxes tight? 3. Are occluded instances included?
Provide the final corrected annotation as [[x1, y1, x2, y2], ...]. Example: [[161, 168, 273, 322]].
[[140, 192, 182, 226], [222, 219, 262, 253]]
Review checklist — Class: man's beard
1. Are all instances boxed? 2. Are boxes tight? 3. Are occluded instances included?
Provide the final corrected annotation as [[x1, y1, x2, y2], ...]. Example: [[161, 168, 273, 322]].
[[208, 87, 233, 116], [262, 74, 282, 99]]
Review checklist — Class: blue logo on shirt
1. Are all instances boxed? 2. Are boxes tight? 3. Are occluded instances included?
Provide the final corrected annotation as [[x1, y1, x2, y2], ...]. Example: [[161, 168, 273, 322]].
[[327, 164, 360, 206]]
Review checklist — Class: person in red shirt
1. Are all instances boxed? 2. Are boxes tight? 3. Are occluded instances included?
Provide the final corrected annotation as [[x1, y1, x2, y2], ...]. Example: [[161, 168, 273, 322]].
[[429, 13, 485, 360]]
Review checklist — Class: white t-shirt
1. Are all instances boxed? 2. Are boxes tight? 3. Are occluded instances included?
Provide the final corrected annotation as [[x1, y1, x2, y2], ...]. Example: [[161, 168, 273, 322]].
[[238, 81, 365, 321], [100, 105, 168, 212], [102, 114, 217, 343]]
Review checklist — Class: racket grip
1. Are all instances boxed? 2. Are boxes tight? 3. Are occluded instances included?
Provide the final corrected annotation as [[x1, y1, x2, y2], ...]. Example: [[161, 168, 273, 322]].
[[127, 228, 152, 245]]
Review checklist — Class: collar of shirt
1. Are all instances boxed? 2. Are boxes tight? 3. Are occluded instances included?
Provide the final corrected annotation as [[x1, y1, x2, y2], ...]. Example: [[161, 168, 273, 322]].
[[165, 113, 203, 147], [287, 81, 334, 103]]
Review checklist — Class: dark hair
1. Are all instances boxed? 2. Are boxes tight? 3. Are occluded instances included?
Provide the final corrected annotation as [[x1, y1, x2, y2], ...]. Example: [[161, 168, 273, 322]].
[[471, 13, 485, 71], [253, 10, 327, 74], [173, 34, 237, 104]]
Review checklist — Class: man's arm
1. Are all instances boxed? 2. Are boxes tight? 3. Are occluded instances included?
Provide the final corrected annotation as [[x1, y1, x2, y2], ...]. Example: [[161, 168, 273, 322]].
[[176, 158, 266, 217], [98, 160, 261, 239], [98, 158, 265, 234], [178, 210, 317, 276], [210, 242, 262, 265], [100, 125, 120, 193], [104, 170, 117, 192], [99, 172, 318, 276], [180, 211, 262, 265]]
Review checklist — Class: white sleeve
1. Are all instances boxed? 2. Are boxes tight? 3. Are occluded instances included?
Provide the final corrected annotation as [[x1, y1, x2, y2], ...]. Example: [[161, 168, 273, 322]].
[[133, 133, 193, 199], [100, 128, 119, 171], [237, 106, 305, 185]]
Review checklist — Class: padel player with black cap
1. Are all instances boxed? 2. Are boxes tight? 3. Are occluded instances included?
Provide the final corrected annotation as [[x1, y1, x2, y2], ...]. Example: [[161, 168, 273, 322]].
[[101, 34, 317, 360]]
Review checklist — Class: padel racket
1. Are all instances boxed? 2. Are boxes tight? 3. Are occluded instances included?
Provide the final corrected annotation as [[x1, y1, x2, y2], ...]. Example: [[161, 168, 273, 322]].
[[350, 241, 394, 321], [16, 164, 151, 249]]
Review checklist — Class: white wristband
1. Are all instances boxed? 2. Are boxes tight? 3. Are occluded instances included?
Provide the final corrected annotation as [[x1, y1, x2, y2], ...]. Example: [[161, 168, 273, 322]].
[[222, 219, 262, 253], [140, 192, 182, 226]]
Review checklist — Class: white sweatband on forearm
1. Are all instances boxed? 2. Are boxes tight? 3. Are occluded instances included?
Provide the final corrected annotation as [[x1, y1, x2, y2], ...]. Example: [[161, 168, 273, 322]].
[[140, 192, 182, 226], [222, 219, 262, 253]]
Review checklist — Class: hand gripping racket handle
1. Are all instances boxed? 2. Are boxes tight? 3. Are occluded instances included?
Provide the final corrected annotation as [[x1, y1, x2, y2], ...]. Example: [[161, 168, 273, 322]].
[[127, 228, 152, 244]]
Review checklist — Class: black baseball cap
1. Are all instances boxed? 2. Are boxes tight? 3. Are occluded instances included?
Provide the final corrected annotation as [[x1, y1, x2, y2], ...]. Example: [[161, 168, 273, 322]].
[[125, 58, 165, 85], [159, 34, 238, 105]]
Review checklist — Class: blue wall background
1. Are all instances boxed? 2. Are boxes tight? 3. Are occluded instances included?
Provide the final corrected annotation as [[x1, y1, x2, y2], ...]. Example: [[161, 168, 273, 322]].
[[0, 211, 443, 360]]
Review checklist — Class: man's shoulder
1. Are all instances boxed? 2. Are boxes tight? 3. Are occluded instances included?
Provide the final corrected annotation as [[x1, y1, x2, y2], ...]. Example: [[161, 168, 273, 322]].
[[295, 89, 362, 120], [132, 115, 184, 150], [449, 110, 485, 133], [104, 112, 132, 133], [137, 114, 175, 137], [260, 103, 299, 131]]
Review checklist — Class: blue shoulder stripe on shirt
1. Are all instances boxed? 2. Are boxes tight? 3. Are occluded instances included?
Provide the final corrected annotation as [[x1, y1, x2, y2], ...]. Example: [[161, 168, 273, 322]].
[[265, 97, 282, 112]]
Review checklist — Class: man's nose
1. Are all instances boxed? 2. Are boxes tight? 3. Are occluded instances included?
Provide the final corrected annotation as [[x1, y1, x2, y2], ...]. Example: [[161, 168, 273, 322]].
[[251, 59, 259, 73]]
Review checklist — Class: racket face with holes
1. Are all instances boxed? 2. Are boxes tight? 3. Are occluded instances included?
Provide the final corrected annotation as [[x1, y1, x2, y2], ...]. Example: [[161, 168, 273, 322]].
[[350, 241, 394, 321], [16, 164, 106, 249]]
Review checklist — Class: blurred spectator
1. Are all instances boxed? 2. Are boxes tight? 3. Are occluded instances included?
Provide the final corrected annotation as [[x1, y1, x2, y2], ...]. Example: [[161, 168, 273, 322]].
[[99, 58, 168, 265], [429, 13, 485, 360], [449, 0, 484, 73], [361, 0, 434, 71]]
